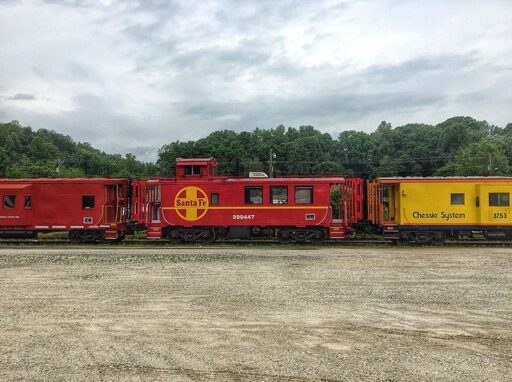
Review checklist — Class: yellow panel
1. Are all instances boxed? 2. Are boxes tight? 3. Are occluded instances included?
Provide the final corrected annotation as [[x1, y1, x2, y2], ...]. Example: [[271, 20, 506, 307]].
[[478, 185, 512, 225], [398, 182, 480, 225]]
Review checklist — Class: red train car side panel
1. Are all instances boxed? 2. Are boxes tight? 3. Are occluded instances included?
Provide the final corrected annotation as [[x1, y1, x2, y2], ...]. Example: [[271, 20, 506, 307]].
[[0, 178, 129, 240], [133, 158, 364, 241]]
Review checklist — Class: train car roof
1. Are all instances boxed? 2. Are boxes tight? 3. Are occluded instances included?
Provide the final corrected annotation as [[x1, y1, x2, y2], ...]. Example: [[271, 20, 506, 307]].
[[146, 176, 347, 183], [375, 176, 512, 183], [224, 176, 347, 183], [0, 178, 129, 183]]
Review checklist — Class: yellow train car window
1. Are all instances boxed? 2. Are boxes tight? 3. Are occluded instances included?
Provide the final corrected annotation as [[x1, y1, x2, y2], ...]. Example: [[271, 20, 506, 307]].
[[451, 193, 465, 205], [489, 193, 510, 206]]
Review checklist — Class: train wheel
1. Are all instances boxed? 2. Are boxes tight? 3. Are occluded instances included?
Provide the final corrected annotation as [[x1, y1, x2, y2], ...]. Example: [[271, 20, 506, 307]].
[[310, 229, 326, 244], [82, 230, 103, 243], [200, 228, 216, 243], [432, 232, 446, 245], [345, 229, 357, 240], [405, 231, 446, 245], [115, 231, 126, 243], [168, 228, 216, 243], [277, 229, 292, 243], [68, 229, 102, 243], [68, 230, 81, 243], [185, 230, 197, 243], [168, 229, 184, 244]]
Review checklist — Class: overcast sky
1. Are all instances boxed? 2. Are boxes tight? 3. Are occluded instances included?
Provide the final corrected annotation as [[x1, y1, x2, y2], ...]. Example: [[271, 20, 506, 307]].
[[1, 0, 511, 161]]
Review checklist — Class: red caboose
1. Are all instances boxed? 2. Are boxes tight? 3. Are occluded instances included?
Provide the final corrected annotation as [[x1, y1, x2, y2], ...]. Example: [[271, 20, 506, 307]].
[[133, 158, 363, 242], [0, 178, 129, 242]]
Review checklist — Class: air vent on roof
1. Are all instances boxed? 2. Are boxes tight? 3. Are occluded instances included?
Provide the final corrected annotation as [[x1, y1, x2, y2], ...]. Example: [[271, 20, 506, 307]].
[[249, 172, 268, 178]]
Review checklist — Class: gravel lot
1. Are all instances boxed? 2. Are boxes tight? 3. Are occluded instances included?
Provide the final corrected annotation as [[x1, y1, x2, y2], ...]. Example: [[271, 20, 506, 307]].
[[0, 246, 510, 381]]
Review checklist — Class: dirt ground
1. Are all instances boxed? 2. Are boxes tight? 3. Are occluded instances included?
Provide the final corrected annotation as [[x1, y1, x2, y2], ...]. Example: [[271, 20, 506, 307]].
[[0, 246, 510, 382]]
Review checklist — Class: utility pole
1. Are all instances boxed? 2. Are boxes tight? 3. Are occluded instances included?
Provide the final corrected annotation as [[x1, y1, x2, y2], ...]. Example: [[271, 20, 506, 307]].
[[269, 149, 276, 177], [56, 159, 63, 175]]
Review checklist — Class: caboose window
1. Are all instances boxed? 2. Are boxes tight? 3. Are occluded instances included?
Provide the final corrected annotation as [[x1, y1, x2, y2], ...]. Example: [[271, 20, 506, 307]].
[[24, 195, 32, 209], [489, 192, 510, 206], [184, 165, 201, 175], [450, 193, 465, 205], [152, 204, 161, 222], [82, 195, 95, 209], [211, 193, 219, 205], [295, 186, 313, 204], [270, 186, 288, 204], [3, 195, 15, 209], [245, 187, 263, 204], [149, 185, 161, 202]]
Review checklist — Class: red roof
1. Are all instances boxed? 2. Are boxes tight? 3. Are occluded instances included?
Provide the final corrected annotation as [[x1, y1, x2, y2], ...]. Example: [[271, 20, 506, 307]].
[[176, 157, 218, 166], [0, 178, 128, 184]]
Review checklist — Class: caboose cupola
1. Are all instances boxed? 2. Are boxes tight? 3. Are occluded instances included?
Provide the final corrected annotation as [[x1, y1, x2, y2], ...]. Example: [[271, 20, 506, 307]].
[[175, 157, 218, 178]]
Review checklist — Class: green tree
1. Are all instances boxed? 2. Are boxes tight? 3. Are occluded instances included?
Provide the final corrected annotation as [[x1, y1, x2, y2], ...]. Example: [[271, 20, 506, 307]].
[[0, 120, 152, 179], [312, 161, 345, 175], [30, 136, 59, 160], [6, 161, 56, 177], [337, 130, 376, 177], [435, 138, 510, 176], [372, 155, 401, 177]]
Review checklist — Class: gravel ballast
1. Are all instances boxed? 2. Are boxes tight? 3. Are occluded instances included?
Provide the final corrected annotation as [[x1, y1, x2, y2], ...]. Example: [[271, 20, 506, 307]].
[[0, 246, 510, 381]]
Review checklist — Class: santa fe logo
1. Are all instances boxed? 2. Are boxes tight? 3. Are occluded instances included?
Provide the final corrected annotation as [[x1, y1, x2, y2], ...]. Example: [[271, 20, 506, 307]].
[[174, 186, 209, 221]]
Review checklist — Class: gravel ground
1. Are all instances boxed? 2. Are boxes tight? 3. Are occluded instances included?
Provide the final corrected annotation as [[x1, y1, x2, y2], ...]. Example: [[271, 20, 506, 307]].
[[0, 246, 510, 381]]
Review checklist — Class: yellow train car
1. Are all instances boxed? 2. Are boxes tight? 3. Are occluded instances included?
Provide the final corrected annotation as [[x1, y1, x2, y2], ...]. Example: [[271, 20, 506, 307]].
[[368, 177, 512, 243]]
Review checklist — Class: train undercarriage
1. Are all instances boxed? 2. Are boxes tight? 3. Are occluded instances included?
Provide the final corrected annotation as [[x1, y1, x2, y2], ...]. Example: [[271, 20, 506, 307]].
[[68, 229, 127, 243], [391, 228, 512, 244], [165, 226, 328, 244]]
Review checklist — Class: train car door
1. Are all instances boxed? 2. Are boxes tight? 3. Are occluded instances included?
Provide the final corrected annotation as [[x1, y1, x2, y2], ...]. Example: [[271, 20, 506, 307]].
[[381, 183, 398, 224], [104, 184, 127, 224], [148, 185, 161, 223]]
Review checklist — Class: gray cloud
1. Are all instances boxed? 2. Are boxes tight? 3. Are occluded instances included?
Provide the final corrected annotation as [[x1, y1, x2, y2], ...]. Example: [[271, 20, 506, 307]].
[[363, 53, 480, 85], [179, 91, 445, 131], [8, 93, 37, 100], [0, 0, 511, 161]]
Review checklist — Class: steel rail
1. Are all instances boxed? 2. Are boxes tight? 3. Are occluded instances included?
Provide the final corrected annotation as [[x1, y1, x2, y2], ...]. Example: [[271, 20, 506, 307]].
[[1, 239, 512, 247]]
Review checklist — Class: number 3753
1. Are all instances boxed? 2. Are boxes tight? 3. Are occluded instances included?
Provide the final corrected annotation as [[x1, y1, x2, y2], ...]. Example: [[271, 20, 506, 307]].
[[492, 212, 507, 219]]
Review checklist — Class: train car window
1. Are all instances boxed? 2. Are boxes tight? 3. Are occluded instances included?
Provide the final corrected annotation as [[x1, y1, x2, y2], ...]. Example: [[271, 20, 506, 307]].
[[450, 193, 465, 205], [245, 187, 263, 204], [489, 192, 510, 206], [82, 195, 95, 209], [152, 204, 161, 222], [270, 186, 288, 204], [184, 165, 201, 175], [24, 195, 32, 209], [211, 193, 219, 205], [148, 185, 161, 202], [295, 186, 313, 204], [3, 195, 15, 209]]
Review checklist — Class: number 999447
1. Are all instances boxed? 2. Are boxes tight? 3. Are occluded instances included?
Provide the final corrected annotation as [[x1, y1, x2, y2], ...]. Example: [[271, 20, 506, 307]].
[[232, 214, 255, 220]]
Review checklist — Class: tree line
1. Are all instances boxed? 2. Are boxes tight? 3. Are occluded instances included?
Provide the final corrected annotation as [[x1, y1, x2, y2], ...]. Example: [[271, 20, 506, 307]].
[[0, 121, 157, 178], [157, 117, 512, 177], [1, 116, 512, 179]]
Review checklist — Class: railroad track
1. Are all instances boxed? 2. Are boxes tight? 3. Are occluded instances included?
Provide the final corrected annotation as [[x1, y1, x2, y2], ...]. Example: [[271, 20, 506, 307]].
[[1, 238, 512, 247]]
